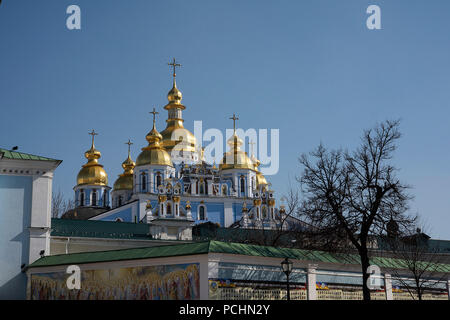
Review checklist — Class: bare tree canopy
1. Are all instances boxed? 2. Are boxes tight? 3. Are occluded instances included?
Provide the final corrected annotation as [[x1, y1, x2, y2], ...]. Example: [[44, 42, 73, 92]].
[[52, 189, 74, 218], [298, 119, 416, 300], [384, 226, 448, 300]]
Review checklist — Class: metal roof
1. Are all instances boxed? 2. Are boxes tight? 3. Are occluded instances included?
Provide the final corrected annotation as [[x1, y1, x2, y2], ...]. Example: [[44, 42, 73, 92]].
[[51, 218, 153, 240], [28, 240, 450, 272], [0, 148, 60, 162]]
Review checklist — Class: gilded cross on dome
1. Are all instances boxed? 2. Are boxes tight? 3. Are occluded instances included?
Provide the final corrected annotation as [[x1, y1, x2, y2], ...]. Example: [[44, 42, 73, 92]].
[[149, 107, 159, 123], [125, 139, 133, 156], [168, 58, 182, 78], [88, 129, 98, 147], [229, 114, 239, 132]]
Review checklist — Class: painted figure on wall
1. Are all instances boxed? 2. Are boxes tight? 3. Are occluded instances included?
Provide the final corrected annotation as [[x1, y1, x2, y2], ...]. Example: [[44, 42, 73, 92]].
[[30, 263, 200, 300]]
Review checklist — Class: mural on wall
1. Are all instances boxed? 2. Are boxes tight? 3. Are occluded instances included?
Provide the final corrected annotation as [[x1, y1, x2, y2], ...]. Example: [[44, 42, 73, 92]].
[[30, 263, 200, 300]]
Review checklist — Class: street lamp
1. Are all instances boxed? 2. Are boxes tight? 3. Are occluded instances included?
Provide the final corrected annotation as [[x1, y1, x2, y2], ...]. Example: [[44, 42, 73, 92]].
[[281, 257, 293, 300]]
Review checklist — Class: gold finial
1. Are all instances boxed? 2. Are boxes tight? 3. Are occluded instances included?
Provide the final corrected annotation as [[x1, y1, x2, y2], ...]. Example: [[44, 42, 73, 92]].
[[121, 139, 135, 173], [88, 129, 98, 149], [229, 114, 239, 132], [166, 59, 183, 104], [85, 129, 101, 161], [149, 107, 159, 126], [145, 109, 163, 144], [201, 147, 205, 161], [168, 57, 182, 80], [125, 139, 133, 157], [78, 129, 108, 186]]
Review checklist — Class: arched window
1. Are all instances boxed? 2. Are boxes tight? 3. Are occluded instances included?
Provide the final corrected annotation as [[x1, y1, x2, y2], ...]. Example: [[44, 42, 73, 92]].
[[222, 185, 227, 196], [142, 174, 147, 191], [103, 192, 107, 207], [92, 190, 97, 206], [198, 206, 206, 220], [80, 189, 85, 206], [262, 206, 268, 220], [240, 177, 245, 193], [167, 202, 172, 215], [118, 195, 122, 207], [199, 182, 205, 195], [156, 175, 162, 187]]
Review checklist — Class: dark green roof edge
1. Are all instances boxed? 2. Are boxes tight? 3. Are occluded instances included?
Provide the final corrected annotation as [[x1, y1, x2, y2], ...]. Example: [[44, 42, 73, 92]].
[[0, 148, 61, 162], [51, 218, 154, 240], [28, 240, 450, 272], [28, 241, 211, 268]]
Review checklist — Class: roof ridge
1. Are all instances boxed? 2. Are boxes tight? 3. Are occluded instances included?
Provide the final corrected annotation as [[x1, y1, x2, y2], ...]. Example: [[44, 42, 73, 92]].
[[33, 240, 211, 261], [0, 147, 60, 162]]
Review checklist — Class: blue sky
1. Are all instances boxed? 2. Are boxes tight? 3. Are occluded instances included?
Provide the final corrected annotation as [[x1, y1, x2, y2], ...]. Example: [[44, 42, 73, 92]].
[[1, 1, 449, 239]]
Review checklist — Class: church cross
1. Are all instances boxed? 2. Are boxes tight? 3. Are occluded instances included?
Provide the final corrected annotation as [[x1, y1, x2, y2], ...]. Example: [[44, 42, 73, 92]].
[[168, 58, 182, 78], [125, 139, 133, 156], [149, 107, 159, 123], [230, 114, 239, 132], [88, 129, 98, 147]]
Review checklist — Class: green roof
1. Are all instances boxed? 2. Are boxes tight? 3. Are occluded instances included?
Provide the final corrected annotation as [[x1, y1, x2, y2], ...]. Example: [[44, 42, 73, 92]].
[[29, 241, 211, 268], [0, 148, 60, 162], [51, 218, 153, 240], [28, 240, 450, 272]]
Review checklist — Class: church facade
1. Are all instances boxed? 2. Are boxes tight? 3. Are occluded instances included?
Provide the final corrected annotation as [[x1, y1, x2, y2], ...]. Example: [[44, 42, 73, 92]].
[[63, 60, 284, 240]]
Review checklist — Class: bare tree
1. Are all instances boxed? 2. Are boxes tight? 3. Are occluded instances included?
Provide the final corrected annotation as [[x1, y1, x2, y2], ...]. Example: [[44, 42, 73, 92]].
[[52, 189, 75, 218], [384, 226, 448, 300], [298, 120, 416, 300]]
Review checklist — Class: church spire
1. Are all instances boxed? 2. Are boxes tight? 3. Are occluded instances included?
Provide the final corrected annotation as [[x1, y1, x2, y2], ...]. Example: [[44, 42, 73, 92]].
[[167, 58, 183, 104], [160, 58, 197, 156], [122, 139, 135, 174], [219, 114, 255, 171], [76, 129, 108, 186]]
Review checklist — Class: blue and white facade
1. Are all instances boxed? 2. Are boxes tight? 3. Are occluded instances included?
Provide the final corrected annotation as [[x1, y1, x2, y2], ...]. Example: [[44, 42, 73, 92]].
[[70, 73, 284, 240], [0, 149, 61, 299]]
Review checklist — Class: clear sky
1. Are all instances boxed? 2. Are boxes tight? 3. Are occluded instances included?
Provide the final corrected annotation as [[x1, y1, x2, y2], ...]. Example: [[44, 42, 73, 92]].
[[1, 1, 449, 239]]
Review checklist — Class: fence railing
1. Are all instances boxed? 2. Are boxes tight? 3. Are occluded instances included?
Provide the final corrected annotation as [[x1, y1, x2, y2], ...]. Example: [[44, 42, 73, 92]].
[[210, 285, 448, 300], [211, 287, 307, 300]]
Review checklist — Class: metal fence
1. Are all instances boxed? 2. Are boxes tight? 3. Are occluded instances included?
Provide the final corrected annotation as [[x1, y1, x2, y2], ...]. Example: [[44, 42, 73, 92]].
[[210, 285, 449, 300]]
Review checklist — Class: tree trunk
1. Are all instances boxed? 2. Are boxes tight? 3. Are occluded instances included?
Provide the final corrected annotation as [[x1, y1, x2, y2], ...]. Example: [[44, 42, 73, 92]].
[[417, 280, 422, 301], [360, 248, 372, 301]]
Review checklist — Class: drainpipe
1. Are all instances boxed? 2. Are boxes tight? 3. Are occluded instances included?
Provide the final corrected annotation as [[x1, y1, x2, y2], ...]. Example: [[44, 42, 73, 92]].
[[65, 237, 71, 254]]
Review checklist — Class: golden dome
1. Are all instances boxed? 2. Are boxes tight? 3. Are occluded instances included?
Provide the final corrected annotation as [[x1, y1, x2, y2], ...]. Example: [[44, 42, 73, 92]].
[[256, 171, 268, 186], [219, 133, 255, 171], [113, 146, 135, 191], [136, 119, 173, 167], [113, 174, 133, 190], [160, 78, 197, 154], [76, 137, 108, 186], [252, 156, 268, 187], [167, 81, 183, 105], [160, 122, 197, 154]]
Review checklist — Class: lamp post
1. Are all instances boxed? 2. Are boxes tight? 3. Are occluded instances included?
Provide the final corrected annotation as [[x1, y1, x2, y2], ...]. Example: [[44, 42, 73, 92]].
[[281, 257, 293, 300]]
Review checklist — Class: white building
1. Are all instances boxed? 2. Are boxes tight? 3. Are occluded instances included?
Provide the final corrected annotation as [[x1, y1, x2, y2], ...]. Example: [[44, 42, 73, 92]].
[[0, 148, 61, 299]]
